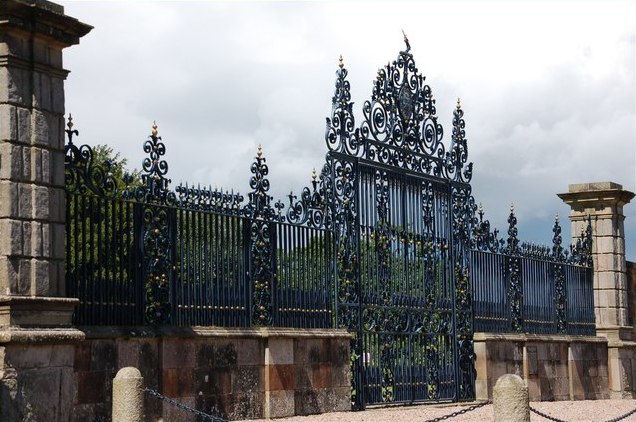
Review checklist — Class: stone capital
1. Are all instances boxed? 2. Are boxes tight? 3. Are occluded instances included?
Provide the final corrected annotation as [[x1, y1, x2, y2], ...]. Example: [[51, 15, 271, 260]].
[[557, 182, 635, 215], [0, 0, 93, 49]]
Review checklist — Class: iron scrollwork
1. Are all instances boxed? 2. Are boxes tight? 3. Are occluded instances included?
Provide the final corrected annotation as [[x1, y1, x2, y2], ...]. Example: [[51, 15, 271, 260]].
[[552, 215, 567, 334], [325, 40, 479, 407], [506, 205, 523, 333], [245, 146, 284, 325], [64, 115, 119, 198], [139, 123, 175, 324]]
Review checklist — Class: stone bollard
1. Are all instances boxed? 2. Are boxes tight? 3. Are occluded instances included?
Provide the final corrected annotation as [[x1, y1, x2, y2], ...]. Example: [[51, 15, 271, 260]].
[[492, 374, 529, 422], [112, 367, 144, 422]]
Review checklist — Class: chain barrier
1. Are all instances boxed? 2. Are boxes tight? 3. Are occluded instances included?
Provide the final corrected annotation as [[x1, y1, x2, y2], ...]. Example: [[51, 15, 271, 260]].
[[421, 401, 490, 422], [530, 405, 636, 422], [144, 388, 228, 422]]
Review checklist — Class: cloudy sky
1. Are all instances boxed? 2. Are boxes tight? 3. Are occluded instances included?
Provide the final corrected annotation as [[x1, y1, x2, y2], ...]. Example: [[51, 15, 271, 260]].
[[59, 0, 635, 259]]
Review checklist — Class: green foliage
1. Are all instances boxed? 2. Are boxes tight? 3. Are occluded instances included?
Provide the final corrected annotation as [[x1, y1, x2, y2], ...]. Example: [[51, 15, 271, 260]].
[[67, 145, 143, 296]]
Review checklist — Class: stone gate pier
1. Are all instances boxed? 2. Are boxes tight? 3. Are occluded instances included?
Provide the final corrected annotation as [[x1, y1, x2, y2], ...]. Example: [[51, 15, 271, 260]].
[[559, 182, 636, 398], [0, 0, 91, 420]]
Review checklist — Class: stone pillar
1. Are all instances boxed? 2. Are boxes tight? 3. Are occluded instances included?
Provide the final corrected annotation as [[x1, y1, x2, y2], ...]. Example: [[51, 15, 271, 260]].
[[0, 2, 91, 421], [558, 182, 634, 337], [0, 0, 91, 326], [559, 182, 636, 398]]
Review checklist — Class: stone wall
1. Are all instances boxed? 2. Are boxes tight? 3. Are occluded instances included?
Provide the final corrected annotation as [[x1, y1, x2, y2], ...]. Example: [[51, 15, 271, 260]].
[[71, 327, 350, 421], [475, 333, 609, 402]]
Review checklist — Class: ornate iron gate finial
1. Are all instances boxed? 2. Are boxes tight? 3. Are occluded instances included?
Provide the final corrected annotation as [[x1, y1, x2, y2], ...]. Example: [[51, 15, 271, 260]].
[[402, 29, 411, 52]]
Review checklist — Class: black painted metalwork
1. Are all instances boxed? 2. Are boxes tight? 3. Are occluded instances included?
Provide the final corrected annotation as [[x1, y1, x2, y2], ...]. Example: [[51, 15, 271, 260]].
[[471, 206, 595, 336], [64, 38, 596, 410], [324, 43, 477, 408]]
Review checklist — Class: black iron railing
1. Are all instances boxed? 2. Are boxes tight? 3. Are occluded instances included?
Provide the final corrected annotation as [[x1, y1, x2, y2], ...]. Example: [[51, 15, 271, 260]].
[[63, 42, 596, 409], [470, 205, 595, 336], [65, 118, 335, 328]]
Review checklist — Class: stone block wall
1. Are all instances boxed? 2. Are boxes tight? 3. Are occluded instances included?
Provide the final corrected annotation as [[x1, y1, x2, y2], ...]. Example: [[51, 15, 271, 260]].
[[475, 333, 609, 402], [69, 327, 350, 422]]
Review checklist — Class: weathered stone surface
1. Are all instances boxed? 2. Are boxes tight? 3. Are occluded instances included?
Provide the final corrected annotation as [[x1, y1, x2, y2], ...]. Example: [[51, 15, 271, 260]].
[[267, 338, 293, 365], [269, 364, 295, 391], [233, 365, 263, 393], [0, 180, 19, 218], [268, 389, 294, 418], [163, 337, 195, 369], [163, 367, 194, 397], [493, 374, 530, 422], [112, 367, 144, 422], [229, 392, 264, 420], [0, 104, 17, 142], [0, 67, 29, 106], [0, 219, 22, 255]]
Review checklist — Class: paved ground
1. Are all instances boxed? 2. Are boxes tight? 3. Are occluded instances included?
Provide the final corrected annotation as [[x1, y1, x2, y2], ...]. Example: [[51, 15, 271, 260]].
[[250, 400, 636, 422]]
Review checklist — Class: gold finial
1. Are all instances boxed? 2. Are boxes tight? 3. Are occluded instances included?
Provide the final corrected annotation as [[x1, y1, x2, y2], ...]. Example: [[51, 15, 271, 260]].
[[311, 168, 317, 181], [67, 114, 74, 130], [510, 203, 515, 213], [478, 202, 483, 213], [555, 213, 559, 222], [456, 97, 461, 110], [151, 121, 158, 137], [338, 55, 344, 69], [257, 144, 263, 159]]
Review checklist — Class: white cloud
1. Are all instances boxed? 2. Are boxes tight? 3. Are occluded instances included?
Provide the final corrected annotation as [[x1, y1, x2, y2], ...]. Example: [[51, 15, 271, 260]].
[[60, 0, 636, 258]]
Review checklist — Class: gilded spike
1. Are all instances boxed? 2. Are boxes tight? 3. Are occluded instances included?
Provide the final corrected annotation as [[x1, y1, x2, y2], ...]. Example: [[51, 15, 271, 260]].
[[338, 55, 344, 69], [151, 121, 158, 137], [67, 114, 74, 130]]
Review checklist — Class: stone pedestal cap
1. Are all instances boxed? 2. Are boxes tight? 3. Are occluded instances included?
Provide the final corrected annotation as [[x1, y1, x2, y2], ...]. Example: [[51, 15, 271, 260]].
[[1, 0, 93, 47], [558, 182, 635, 211]]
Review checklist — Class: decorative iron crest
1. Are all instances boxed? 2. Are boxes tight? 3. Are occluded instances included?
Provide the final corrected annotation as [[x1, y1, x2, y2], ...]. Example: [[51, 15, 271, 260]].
[[176, 184, 244, 214], [64, 115, 119, 198], [325, 55, 362, 156], [446, 100, 473, 183], [287, 166, 331, 229]]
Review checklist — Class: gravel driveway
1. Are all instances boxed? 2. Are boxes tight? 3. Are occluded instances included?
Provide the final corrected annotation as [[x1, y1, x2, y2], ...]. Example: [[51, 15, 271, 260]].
[[250, 400, 636, 422]]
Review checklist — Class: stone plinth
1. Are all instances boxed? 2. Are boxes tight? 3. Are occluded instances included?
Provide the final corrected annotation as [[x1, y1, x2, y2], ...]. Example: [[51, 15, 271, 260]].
[[474, 332, 609, 402], [74, 327, 351, 421]]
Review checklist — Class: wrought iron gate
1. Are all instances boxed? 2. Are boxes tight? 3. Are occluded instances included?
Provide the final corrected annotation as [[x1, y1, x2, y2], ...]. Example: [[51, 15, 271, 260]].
[[325, 43, 476, 408]]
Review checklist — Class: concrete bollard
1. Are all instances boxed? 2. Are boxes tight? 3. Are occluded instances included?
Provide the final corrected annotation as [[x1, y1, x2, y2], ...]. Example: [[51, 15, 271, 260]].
[[112, 367, 144, 422], [493, 374, 530, 422]]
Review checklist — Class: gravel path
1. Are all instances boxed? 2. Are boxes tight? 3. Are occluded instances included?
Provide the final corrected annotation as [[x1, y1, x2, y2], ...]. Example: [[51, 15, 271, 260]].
[[250, 400, 636, 422]]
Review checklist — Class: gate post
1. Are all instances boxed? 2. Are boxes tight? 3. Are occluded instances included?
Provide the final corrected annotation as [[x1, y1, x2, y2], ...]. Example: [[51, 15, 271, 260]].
[[0, 0, 91, 326], [558, 182, 634, 336], [558, 182, 635, 398], [0, 2, 91, 420]]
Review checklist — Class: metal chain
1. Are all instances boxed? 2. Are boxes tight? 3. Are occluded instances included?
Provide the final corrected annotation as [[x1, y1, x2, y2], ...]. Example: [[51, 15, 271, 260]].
[[530, 405, 636, 422], [421, 401, 489, 422], [144, 388, 228, 422]]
